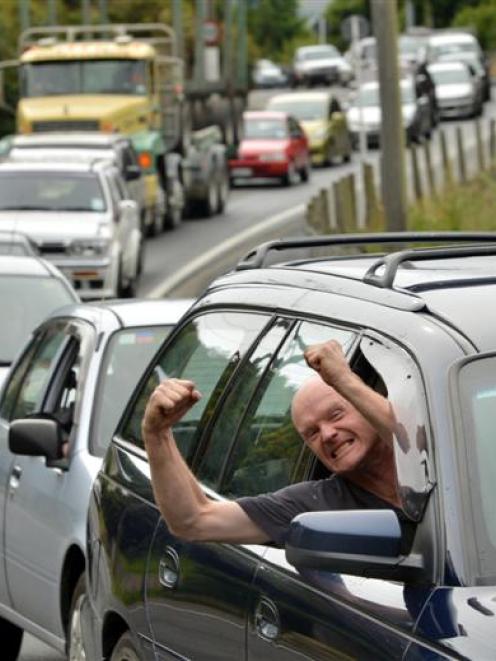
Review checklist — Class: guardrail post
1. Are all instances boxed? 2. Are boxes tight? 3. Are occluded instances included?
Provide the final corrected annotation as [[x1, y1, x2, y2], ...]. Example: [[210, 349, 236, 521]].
[[490, 118, 496, 163], [475, 119, 485, 171], [305, 196, 318, 233], [334, 176, 356, 233], [362, 161, 379, 229], [410, 143, 422, 201], [439, 129, 454, 187], [423, 140, 436, 198], [456, 126, 467, 184]]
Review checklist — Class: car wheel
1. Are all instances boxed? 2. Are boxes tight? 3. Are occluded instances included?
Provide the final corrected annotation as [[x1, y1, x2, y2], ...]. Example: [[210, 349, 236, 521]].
[[299, 159, 311, 182], [281, 161, 297, 186], [67, 575, 86, 661], [117, 260, 137, 299], [0, 617, 23, 660], [110, 632, 140, 661]]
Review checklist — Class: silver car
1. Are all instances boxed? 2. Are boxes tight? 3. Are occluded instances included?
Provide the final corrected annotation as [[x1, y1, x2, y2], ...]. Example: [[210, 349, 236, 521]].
[[4, 132, 157, 235], [0, 297, 193, 659], [428, 61, 483, 119], [0, 159, 143, 299], [0, 255, 79, 387]]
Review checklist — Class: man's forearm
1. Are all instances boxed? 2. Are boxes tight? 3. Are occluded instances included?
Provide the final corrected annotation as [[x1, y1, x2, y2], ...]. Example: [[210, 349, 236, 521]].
[[145, 429, 210, 537]]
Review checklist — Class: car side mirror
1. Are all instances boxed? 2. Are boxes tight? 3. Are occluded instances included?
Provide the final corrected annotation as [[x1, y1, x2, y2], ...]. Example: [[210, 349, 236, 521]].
[[9, 417, 63, 462], [285, 509, 425, 582], [125, 164, 142, 181]]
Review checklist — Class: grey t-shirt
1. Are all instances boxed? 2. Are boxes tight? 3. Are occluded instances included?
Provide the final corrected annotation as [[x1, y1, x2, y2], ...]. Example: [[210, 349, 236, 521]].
[[237, 475, 409, 546]]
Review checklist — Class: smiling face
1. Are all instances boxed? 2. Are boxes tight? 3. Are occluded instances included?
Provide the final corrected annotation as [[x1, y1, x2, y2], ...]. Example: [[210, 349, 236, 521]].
[[291, 377, 381, 475]]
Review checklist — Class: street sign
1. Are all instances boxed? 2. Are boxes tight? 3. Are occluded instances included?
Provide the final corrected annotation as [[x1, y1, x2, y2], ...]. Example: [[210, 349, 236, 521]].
[[341, 14, 369, 42], [203, 20, 221, 46]]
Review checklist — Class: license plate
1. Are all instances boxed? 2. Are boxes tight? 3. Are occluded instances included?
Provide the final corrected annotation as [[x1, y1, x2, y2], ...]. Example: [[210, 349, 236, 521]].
[[231, 167, 252, 177]]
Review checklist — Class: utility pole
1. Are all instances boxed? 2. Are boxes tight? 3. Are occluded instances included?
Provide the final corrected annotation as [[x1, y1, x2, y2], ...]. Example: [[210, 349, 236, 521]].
[[371, 0, 407, 232], [194, 0, 206, 85], [48, 0, 57, 25], [99, 0, 108, 24], [172, 0, 184, 60], [237, 0, 247, 89], [19, 0, 30, 33], [82, 0, 91, 25]]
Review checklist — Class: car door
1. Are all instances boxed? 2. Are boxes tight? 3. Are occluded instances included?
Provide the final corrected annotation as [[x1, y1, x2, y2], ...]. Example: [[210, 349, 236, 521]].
[[244, 330, 436, 660], [146, 316, 356, 659], [1, 319, 94, 635], [115, 310, 272, 658]]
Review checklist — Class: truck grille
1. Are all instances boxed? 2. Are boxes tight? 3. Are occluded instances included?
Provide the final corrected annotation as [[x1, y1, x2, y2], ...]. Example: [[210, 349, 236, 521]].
[[32, 120, 99, 132]]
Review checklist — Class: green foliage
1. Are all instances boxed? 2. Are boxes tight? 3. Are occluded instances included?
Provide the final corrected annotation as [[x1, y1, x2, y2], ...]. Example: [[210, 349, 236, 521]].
[[325, 0, 369, 52], [408, 170, 496, 232], [247, 0, 311, 64], [451, 0, 496, 50]]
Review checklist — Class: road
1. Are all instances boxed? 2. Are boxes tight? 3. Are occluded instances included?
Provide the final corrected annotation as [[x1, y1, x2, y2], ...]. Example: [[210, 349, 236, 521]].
[[19, 87, 496, 660]]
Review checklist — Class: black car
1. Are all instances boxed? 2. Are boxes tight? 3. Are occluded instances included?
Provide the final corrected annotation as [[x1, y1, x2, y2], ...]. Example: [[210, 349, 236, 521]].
[[82, 232, 496, 660]]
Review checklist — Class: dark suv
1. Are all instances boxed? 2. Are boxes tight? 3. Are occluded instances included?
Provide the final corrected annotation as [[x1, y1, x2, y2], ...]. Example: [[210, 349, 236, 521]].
[[82, 233, 496, 660]]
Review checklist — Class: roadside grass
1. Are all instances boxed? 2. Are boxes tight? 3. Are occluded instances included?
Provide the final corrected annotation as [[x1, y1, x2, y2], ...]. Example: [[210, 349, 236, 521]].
[[407, 168, 496, 232]]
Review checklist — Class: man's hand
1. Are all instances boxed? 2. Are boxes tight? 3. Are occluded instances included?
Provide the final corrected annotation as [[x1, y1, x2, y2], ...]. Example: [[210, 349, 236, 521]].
[[304, 340, 354, 390], [142, 378, 201, 448]]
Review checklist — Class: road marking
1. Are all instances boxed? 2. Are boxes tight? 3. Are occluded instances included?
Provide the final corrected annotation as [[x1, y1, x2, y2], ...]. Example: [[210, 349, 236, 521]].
[[147, 203, 306, 298]]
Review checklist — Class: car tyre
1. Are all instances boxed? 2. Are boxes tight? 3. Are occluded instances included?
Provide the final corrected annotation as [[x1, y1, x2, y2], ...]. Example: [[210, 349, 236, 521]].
[[216, 168, 230, 213], [0, 616, 23, 660], [163, 181, 184, 230], [201, 178, 218, 217], [281, 161, 297, 186], [67, 574, 86, 661], [110, 631, 140, 661]]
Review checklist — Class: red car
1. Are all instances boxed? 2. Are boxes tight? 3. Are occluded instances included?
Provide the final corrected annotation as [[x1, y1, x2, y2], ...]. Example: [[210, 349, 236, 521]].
[[229, 111, 311, 186]]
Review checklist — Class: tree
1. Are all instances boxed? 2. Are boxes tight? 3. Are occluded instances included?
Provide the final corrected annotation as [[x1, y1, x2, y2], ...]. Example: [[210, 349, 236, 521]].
[[452, 0, 496, 50], [247, 0, 310, 63]]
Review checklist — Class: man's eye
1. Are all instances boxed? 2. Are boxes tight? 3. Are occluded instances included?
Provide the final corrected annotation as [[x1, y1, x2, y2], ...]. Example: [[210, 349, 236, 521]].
[[330, 409, 343, 420]]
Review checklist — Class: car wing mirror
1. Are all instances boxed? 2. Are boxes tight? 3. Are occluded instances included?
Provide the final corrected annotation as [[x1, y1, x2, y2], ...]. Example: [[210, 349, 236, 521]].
[[285, 509, 425, 582], [9, 417, 64, 463]]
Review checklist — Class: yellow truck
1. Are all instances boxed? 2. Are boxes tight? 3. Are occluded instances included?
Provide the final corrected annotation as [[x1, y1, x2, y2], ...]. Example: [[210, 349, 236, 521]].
[[5, 23, 229, 226]]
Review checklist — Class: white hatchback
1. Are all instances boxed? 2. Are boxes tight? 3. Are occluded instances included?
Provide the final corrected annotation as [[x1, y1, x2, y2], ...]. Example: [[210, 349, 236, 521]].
[[0, 159, 143, 299]]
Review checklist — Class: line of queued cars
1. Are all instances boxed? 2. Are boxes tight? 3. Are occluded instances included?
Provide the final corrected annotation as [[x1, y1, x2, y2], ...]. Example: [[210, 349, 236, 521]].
[[346, 29, 491, 147]]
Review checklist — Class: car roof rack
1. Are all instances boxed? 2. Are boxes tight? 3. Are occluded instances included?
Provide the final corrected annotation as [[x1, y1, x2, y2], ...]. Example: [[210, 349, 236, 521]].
[[235, 232, 496, 289]]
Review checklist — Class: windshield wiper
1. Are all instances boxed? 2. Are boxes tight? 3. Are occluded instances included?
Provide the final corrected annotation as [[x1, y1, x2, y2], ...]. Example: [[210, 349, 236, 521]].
[[0, 360, 11, 367], [0, 206, 57, 211]]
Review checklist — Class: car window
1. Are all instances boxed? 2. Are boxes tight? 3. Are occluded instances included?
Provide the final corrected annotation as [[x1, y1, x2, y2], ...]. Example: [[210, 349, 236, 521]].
[[455, 354, 496, 581], [91, 325, 172, 457], [3, 325, 69, 421], [119, 312, 271, 459], [198, 320, 356, 497]]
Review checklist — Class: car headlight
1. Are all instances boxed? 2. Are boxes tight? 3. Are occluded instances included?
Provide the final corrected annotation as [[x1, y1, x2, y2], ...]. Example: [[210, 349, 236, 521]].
[[70, 238, 110, 257], [259, 152, 286, 162], [312, 127, 327, 140]]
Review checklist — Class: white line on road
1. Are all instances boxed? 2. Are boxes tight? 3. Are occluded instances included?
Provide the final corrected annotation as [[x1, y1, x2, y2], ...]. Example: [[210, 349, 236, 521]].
[[146, 203, 306, 298]]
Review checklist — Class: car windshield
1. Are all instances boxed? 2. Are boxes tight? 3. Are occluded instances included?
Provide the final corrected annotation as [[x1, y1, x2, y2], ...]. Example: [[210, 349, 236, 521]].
[[0, 276, 73, 363], [0, 242, 32, 256], [429, 67, 470, 84], [0, 172, 106, 212], [433, 41, 477, 58], [91, 325, 172, 456], [21, 59, 147, 97], [355, 84, 414, 106], [268, 98, 327, 121], [456, 356, 496, 581], [299, 46, 339, 61], [243, 118, 288, 139]]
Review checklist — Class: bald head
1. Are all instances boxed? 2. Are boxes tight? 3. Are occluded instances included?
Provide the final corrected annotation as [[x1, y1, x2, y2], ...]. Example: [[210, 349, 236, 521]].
[[291, 376, 344, 434]]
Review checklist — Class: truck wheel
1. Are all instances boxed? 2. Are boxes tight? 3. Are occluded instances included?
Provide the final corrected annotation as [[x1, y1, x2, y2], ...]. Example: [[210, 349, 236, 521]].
[[216, 169, 230, 214], [0, 617, 23, 660], [67, 575, 86, 661], [201, 179, 217, 217], [110, 632, 140, 661], [163, 179, 184, 230]]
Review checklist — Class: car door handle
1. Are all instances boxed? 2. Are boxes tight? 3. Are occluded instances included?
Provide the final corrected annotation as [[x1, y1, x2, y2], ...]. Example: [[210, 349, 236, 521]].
[[9, 465, 22, 494], [254, 596, 280, 641], [158, 546, 180, 589]]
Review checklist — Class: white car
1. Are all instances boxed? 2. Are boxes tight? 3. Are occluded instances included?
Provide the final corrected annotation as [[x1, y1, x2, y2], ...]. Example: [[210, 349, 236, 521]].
[[0, 255, 79, 386], [428, 31, 490, 101], [428, 61, 483, 119], [4, 132, 159, 235], [293, 44, 353, 87], [346, 78, 432, 146], [0, 159, 143, 299]]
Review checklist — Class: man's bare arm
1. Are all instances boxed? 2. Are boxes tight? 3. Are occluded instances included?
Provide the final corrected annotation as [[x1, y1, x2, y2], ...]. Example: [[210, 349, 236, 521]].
[[304, 340, 395, 444], [143, 379, 269, 544]]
